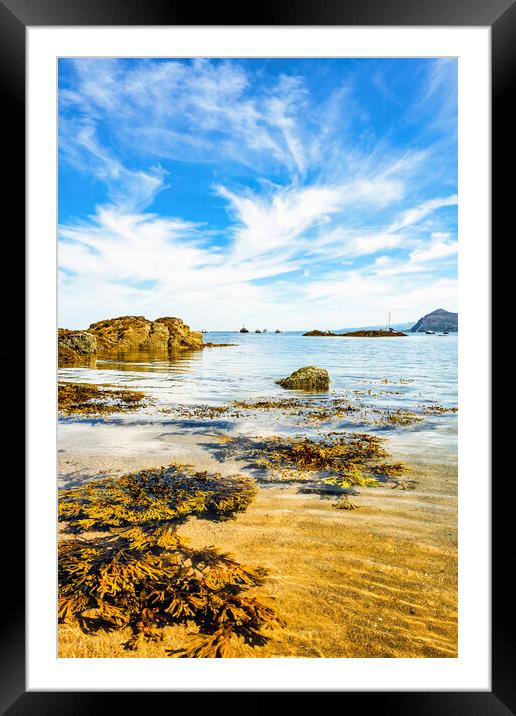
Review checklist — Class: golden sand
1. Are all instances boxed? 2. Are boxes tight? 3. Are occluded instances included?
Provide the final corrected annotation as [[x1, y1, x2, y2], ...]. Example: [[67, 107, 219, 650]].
[[58, 451, 457, 658]]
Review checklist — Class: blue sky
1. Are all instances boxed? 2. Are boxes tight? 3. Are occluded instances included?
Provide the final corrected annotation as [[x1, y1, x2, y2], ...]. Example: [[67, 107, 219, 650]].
[[58, 58, 457, 330]]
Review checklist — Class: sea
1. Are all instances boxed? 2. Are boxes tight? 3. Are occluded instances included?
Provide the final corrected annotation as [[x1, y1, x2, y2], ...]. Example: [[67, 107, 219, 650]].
[[58, 331, 458, 468]]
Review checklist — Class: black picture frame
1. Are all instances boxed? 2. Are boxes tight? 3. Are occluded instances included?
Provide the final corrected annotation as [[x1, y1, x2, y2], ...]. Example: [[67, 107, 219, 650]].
[[6, 0, 504, 711]]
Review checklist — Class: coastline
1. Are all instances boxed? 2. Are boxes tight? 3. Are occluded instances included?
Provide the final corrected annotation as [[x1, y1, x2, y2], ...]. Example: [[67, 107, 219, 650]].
[[57, 331, 458, 659]]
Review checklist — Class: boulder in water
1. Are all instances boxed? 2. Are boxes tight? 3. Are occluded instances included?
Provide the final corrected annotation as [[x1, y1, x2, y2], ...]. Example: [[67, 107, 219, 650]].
[[58, 329, 97, 366], [276, 366, 330, 391]]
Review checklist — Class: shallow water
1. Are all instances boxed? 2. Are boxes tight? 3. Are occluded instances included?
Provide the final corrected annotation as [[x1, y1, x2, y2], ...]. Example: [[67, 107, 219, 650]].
[[58, 332, 457, 466]]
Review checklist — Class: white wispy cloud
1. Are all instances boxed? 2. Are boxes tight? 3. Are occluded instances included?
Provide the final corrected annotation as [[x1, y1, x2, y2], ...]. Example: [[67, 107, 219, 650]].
[[409, 231, 457, 264], [389, 195, 458, 232], [60, 59, 315, 177], [58, 58, 458, 329]]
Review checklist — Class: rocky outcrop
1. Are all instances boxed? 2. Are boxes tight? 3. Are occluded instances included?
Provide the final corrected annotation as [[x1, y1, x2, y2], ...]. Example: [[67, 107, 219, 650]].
[[410, 309, 458, 333], [87, 315, 204, 354], [303, 330, 337, 336], [58, 329, 97, 366], [58, 315, 204, 366], [277, 366, 330, 391], [341, 329, 406, 337], [304, 329, 406, 337]]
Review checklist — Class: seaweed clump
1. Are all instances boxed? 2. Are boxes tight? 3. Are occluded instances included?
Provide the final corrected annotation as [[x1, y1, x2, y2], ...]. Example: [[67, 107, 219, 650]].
[[420, 404, 458, 415], [59, 466, 284, 657], [232, 397, 357, 423], [162, 403, 230, 420], [216, 432, 410, 508], [381, 378, 414, 384], [58, 382, 145, 415], [256, 432, 387, 480], [162, 396, 358, 426], [379, 409, 423, 427]]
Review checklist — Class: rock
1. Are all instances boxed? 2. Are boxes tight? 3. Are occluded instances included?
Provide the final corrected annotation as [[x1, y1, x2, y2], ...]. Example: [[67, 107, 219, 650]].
[[304, 329, 406, 337], [303, 330, 337, 336], [277, 366, 330, 391], [58, 315, 204, 366], [340, 329, 406, 337], [87, 315, 204, 354], [58, 329, 97, 366], [154, 317, 204, 352], [410, 308, 458, 333]]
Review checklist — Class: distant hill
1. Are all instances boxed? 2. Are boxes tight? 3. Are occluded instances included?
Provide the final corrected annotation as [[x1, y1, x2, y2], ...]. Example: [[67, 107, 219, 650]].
[[410, 308, 458, 333]]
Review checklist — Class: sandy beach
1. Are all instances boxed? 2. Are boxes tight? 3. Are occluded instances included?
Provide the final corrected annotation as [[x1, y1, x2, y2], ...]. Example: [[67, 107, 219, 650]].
[[58, 423, 457, 658]]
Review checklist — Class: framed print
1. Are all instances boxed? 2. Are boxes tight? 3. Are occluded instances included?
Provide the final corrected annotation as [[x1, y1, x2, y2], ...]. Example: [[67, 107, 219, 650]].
[[5, 0, 506, 710]]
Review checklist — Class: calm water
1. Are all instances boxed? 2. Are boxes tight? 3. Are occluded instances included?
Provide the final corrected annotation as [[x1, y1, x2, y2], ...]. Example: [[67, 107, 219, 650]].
[[59, 332, 458, 461]]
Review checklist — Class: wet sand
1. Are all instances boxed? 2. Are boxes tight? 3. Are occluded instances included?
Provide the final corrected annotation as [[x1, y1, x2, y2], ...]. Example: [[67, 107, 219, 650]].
[[58, 425, 457, 659]]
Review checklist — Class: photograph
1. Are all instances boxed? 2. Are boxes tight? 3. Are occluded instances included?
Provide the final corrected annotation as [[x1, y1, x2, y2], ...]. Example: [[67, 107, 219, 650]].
[[56, 56, 459, 659]]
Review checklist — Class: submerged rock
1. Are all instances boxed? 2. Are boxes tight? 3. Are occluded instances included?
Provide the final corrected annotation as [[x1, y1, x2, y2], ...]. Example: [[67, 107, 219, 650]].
[[277, 366, 330, 391]]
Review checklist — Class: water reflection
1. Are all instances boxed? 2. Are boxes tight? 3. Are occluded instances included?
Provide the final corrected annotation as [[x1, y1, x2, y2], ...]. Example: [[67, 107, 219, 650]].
[[95, 349, 204, 373], [58, 331, 458, 460]]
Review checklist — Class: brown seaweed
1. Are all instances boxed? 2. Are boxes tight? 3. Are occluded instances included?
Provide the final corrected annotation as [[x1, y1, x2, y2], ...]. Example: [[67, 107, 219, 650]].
[[214, 431, 410, 507], [58, 382, 146, 415], [58, 465, 284, 657]]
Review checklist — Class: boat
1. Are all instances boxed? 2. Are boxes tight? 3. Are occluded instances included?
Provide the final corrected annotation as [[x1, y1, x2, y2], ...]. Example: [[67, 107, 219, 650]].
[[201, 330, 208, 334], [275, 329, 282, 333], [385, 311, 391, 332], [255, 329, 262, 333], [240, 325, 249, 333], [425, 330, 436, 334], [385, 311, 396, 333], [263, 329, 268, 333]]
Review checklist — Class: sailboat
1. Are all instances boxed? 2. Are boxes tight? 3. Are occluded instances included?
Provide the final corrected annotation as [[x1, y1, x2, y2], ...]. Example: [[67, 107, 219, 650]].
[[386, 312, 394, 333], [240, 325, 249, 333]]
